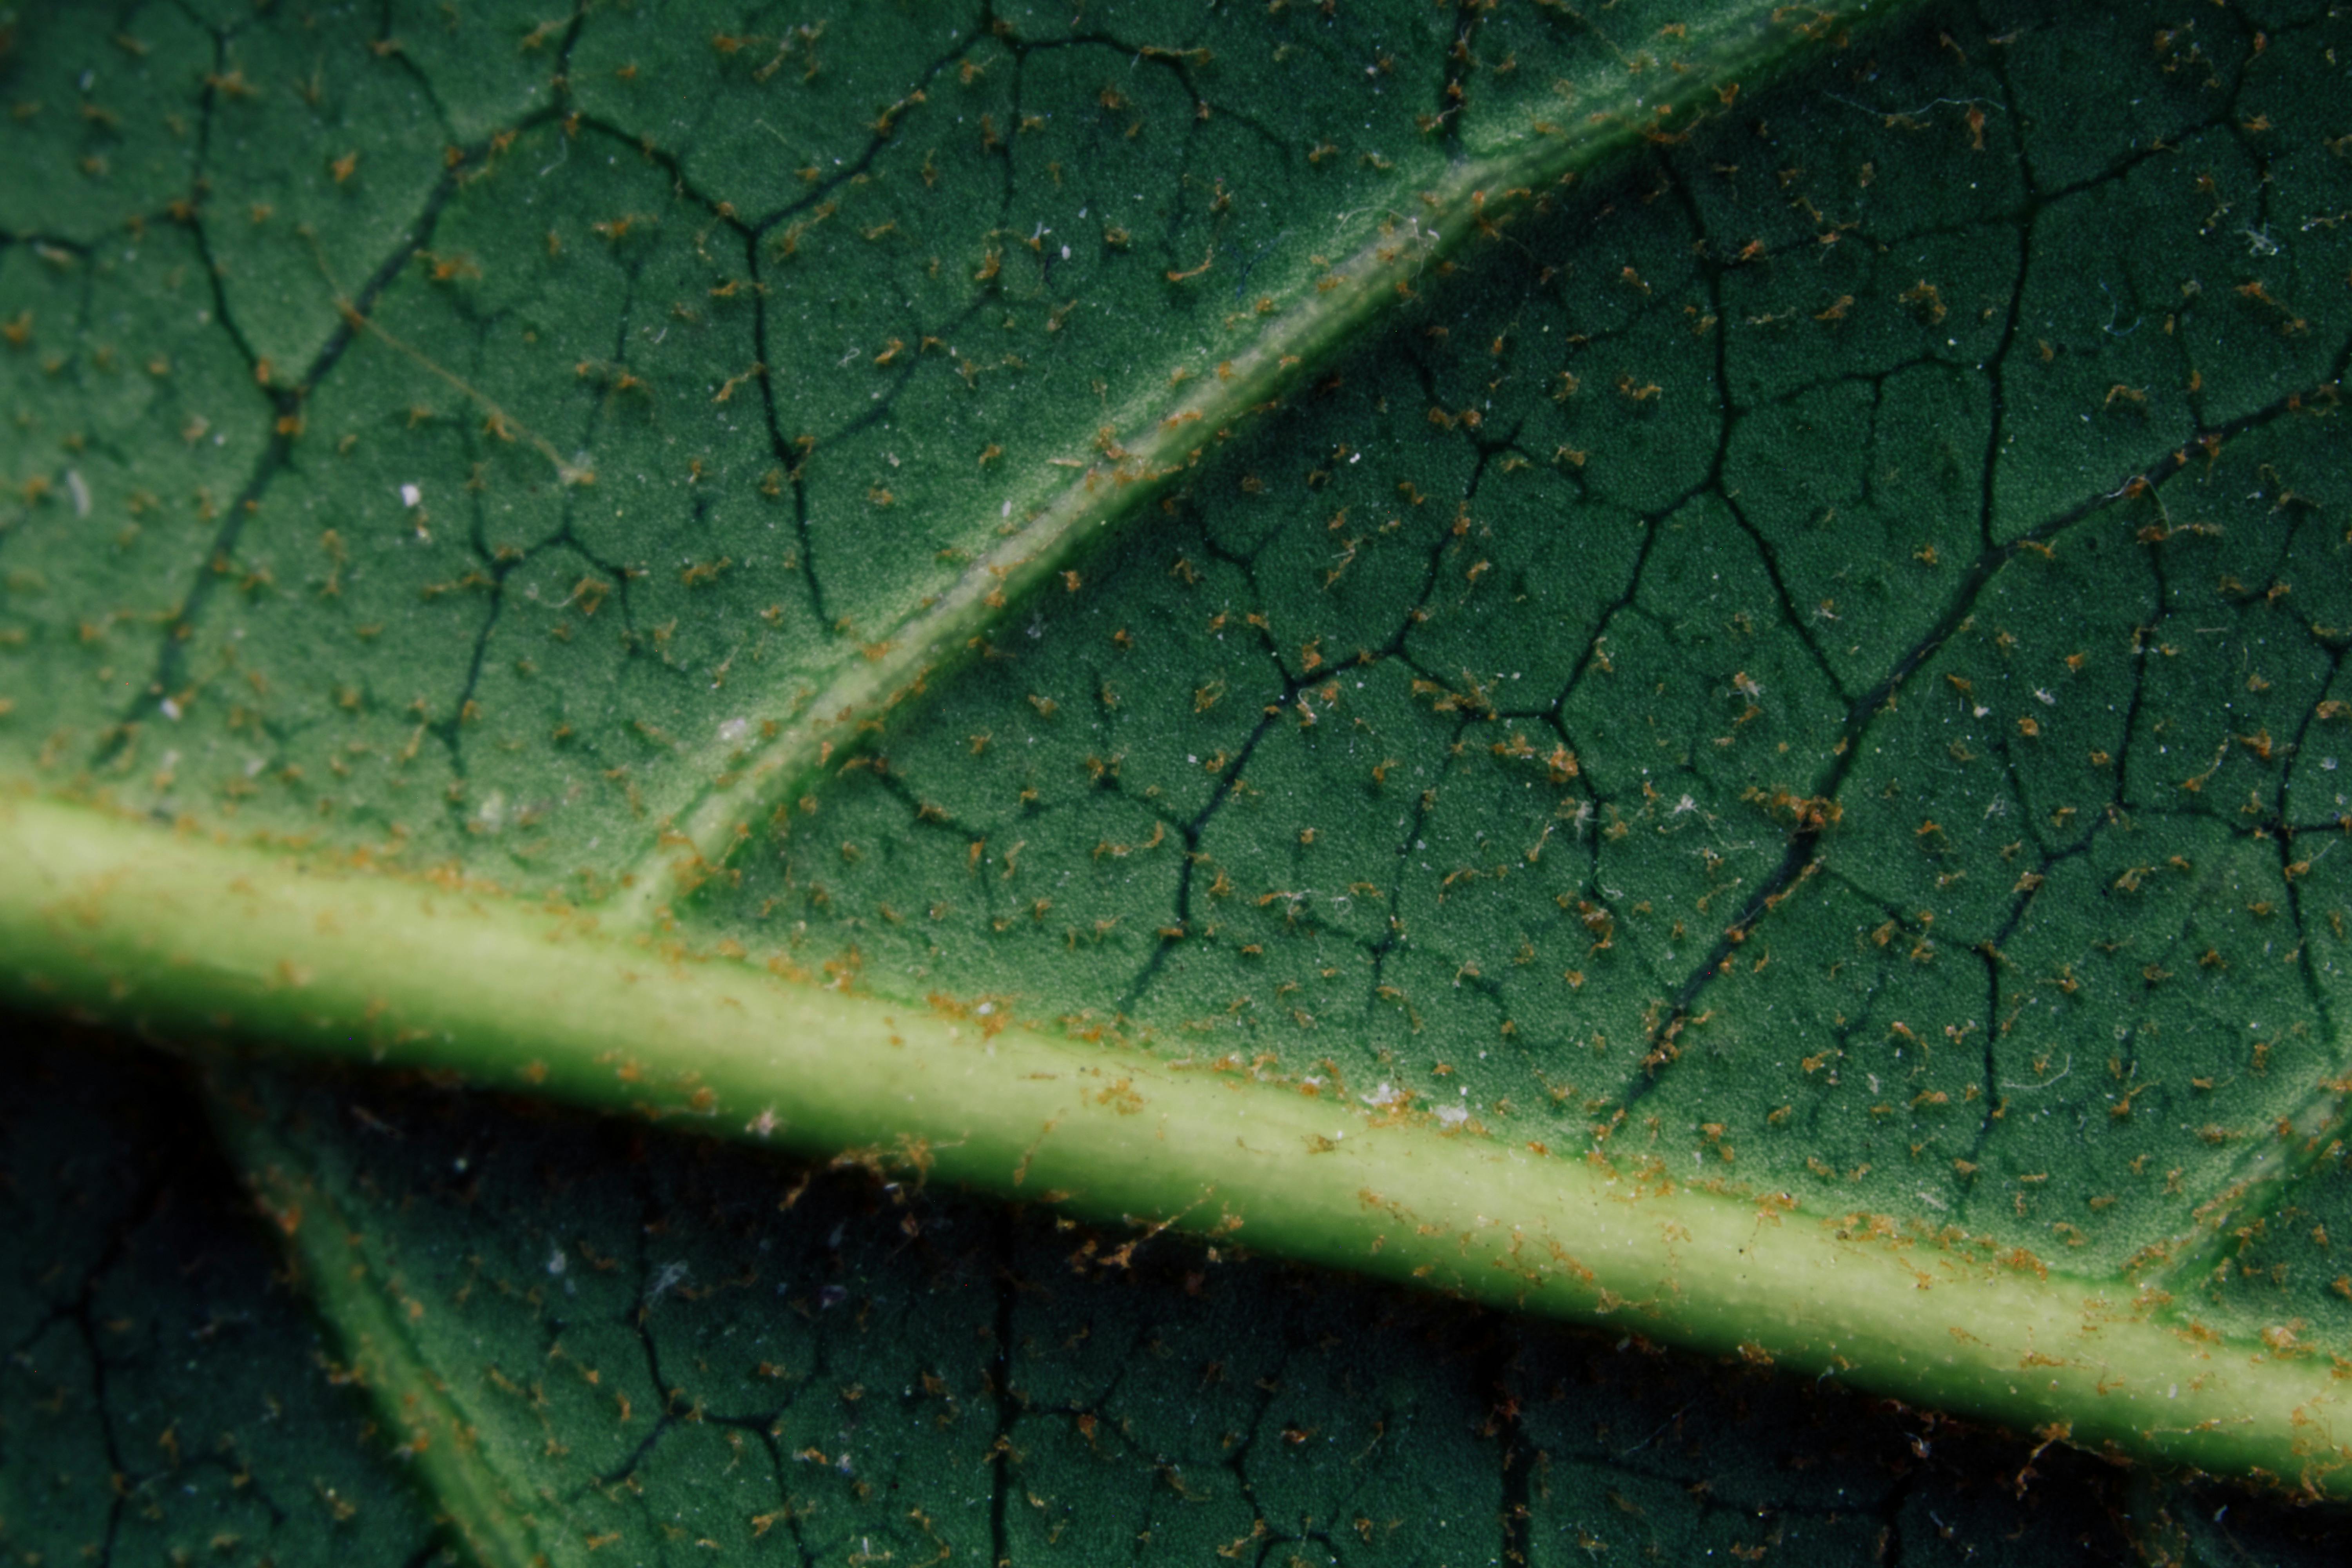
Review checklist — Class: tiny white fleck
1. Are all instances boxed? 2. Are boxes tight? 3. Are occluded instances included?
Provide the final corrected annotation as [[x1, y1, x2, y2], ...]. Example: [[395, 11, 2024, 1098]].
[[646, 1259, 690, 1303], [719, 717, 751, 743], [399, 483, 423, 507], [65, 469, 91, 518], [160, 697, 183, 721]]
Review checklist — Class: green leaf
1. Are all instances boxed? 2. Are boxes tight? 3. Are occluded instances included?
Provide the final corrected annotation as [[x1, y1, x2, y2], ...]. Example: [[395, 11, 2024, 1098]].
[[6, 0, 2352, 1557], [218, 1046, 2352, 1568], [0, 1026, 443, 1566], [20, 1022, 2350, 1568]]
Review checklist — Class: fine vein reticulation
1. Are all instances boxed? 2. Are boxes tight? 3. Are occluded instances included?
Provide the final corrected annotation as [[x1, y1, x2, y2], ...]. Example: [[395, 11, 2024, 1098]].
[[5, 0, 2352, 1538], [614, 1, 1907, 920], [6, 793, 2351, 1501]]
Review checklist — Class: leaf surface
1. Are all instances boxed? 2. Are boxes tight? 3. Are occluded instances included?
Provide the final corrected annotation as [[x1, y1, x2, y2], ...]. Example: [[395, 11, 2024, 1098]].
[[5, 0, 2352, 1555], [18, 1026, 2351, 1568]]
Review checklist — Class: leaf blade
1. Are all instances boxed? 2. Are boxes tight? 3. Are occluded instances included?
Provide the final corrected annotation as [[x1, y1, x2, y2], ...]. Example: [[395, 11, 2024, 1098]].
[[8, 791, 2350, 1493]]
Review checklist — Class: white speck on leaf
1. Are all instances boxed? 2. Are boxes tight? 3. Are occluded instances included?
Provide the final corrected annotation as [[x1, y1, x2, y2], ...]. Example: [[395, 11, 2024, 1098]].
[[646, 1260, 690, 1303]]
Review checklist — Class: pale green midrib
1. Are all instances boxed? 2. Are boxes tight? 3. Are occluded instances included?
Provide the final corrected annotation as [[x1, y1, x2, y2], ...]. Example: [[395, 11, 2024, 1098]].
[[202, 1073, 564, 1568], [612, 0, 1936, 927], [7, 794, 2348, 1499]]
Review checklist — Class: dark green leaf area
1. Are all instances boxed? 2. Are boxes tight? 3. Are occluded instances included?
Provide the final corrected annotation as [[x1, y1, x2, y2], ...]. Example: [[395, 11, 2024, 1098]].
[[0, 4, 210, 231], [0, 0, 1687, 889], [230, 1058, 2352, 1567], [721, 2, 2352, 1295], [0, 210, 275, 759], [1830, 439, 2352, 1267], [0, 1028, 439, 1568]]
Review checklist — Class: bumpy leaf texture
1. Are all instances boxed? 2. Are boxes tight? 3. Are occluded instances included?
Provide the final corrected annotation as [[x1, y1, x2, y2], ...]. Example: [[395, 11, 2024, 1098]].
[[8, 1029, 2350, 1568], [3, 0, 2351, 1562]]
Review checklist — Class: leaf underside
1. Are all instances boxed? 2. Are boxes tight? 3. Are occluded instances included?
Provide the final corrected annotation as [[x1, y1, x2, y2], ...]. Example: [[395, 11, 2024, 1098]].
[[4, 0, 2352, 1561], [14, 1024, 2352, 1568]]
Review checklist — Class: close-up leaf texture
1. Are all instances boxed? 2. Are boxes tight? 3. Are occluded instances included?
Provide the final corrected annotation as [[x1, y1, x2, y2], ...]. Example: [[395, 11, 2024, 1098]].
[[3, 0, 2350, 1563]]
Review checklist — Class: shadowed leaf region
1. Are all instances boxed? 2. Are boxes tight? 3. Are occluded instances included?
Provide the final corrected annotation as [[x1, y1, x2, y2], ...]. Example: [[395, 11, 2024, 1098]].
[[199, 1049, 2352, 1568], [0, 1033, 443, 1568]]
